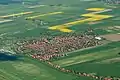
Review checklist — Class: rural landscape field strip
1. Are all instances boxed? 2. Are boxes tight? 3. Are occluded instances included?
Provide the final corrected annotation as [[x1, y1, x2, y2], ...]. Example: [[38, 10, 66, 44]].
[[0, 11, 33, 18], [97, 56, 120, 63], [0, 19, 13, 24], [0, 68, 22, 80], [86, 8, 105, 11], [28, 5, 46, 9], [26, 12, 64, 19], [53, 48, 120, 67]]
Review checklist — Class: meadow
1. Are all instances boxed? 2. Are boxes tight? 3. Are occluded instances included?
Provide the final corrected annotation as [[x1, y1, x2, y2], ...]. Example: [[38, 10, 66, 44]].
[[0, 54, 79, 80]]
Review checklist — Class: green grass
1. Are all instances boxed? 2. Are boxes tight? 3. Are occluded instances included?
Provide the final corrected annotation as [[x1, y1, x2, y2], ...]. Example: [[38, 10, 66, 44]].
[[53, 46, 120, 67], [0, 56, 79, 80], [65, 62, 120, 77]]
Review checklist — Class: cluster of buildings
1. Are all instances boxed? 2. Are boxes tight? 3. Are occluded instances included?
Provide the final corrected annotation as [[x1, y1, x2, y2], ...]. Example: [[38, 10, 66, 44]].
[[21, 33, 100, 56]]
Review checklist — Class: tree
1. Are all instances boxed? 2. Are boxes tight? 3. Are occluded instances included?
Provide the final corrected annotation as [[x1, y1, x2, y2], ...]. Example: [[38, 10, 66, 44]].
[[118, 52, 120, 55]]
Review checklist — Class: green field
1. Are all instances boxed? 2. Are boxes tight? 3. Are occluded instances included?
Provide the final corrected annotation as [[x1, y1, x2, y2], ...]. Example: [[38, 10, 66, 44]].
[[0, 55, 85, 80], [0, 0, 120, 80], [53, 42, 120, 77], [0, 0, 120, 38]]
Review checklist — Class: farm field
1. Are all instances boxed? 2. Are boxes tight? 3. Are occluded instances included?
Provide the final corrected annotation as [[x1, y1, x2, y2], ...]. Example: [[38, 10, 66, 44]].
[[0, 54, 84, 80], [53, 42, 120, 77], [0, 0, 120, 38], [0, 0, 120, 80]]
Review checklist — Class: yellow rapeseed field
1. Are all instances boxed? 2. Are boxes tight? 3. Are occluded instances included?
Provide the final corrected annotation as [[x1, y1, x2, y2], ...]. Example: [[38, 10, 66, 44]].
[[49, 25, 73, 32], [81, 13, 113, 21], [27, 12, 63, 19], [86, 8, 105, 11], [49, 8, 113, 32]]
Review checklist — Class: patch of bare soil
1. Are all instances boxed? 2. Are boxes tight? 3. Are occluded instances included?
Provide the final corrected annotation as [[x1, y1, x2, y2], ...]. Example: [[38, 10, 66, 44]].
[[101, 34, 120, 41]]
